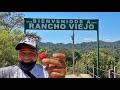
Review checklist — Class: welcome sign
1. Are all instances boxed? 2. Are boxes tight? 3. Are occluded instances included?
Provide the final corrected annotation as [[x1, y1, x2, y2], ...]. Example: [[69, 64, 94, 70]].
[[24, 18, 98, 30]]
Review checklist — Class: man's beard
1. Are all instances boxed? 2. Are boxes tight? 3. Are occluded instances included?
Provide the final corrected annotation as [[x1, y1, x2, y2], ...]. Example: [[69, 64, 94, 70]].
[[17, 60, 36, 72]]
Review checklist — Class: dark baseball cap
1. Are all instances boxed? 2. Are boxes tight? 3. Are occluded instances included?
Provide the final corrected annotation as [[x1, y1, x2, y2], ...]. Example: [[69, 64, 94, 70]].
[[15, 37, 37, 50]]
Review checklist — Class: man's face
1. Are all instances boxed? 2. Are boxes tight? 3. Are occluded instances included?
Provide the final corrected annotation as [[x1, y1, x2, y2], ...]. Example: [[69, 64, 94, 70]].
[[18, 45, 38, 63]]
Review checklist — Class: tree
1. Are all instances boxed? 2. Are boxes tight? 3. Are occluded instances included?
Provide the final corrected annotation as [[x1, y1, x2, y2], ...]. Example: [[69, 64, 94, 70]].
[[74, 50, 81, 62], [66, 50, 73, 66], [0, 29, 24, 67], [114, 48, 120, 65], [99, 48, 114, 70], [0, 12, 24, 32], [56, 47, 67, 55], [11, 29, 25, 47]]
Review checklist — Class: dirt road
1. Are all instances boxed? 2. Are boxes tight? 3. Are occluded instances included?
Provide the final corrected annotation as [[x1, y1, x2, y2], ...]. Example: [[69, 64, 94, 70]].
[[65, 74, 81, 78], [65, 74, 93, 78]]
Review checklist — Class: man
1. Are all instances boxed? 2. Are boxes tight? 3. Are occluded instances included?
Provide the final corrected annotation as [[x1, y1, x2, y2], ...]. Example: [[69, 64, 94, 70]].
[[0, 37, 66, 78]]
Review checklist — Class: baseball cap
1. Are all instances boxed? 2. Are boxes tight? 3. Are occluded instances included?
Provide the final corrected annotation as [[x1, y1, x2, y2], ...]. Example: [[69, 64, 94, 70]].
[[15, 37, 37, 50]]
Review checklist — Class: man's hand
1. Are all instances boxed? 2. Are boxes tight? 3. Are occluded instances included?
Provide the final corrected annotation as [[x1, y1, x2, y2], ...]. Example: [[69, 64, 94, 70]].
[[42, 53, 66, 78]]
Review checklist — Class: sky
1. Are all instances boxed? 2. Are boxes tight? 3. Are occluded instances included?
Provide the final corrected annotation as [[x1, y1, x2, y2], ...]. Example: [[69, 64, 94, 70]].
[[21, 12, 120, 44]]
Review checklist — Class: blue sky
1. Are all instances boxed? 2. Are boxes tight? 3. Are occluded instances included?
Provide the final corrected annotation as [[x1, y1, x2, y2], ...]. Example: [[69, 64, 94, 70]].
[[21, 12, 120, 44]]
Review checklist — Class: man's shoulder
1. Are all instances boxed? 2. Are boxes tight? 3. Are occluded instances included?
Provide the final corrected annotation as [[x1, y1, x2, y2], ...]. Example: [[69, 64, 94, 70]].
[[35, 64, 44, 68], [0, 65, 19, 78], [0, 65, 18, 70], [33, 64, 48, 78], [34, 64, 47, 72]]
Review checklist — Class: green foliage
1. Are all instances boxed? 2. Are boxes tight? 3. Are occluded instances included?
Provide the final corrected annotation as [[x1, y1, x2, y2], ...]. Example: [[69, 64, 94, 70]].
[[114, 48, 120, 64], [99, 48, 114, 70], [66, 50, 73, 66], [0, 29, 24, 67], [38, 48, 52, 58], [0, 12, 25, 67]]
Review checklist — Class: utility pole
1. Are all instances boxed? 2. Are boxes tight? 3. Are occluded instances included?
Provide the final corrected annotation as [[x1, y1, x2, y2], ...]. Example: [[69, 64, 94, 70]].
[[71, 30, 75, 74]]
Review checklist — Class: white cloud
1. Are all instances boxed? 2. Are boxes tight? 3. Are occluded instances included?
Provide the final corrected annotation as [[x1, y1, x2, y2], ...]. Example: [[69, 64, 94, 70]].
[[105, 39, 111, 41], [83, 38, 96, 41], [104, 39, 114, 42]]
